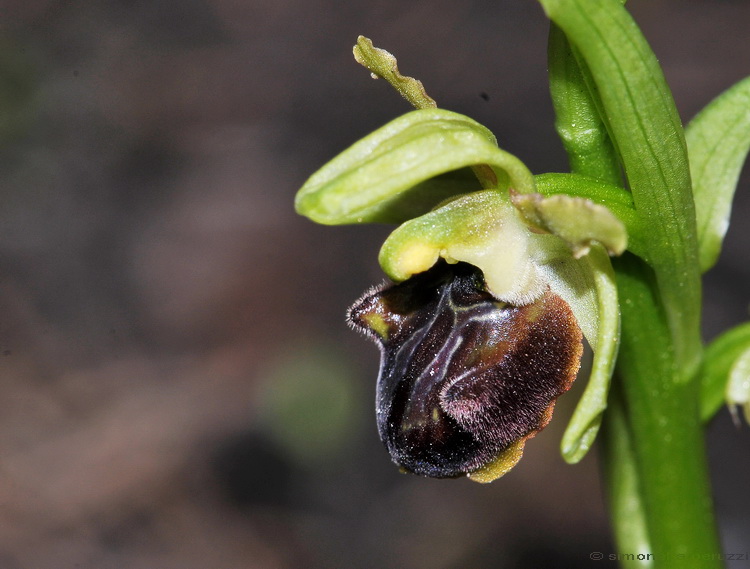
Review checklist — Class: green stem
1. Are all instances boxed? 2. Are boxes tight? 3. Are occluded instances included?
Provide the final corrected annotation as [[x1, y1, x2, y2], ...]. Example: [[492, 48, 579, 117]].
[[548, 22, 654, 563], [614, 255, 721, 567], [545, 13, 722, 567], [601, 378, 650, 567], [541, 0, 702, 374]]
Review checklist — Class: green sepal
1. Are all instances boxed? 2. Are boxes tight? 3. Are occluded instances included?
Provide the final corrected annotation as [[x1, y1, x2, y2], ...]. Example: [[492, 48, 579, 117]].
[[685, 76, 750, 273], [294, 108, 535, 225], [352, 167, 480, 224], [544, 246, 620, 463], [700, 321, 750, 423]]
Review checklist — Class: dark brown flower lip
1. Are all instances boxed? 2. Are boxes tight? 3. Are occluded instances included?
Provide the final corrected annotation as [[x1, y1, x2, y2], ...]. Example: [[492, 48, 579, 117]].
[[348, 261, 583, 479]]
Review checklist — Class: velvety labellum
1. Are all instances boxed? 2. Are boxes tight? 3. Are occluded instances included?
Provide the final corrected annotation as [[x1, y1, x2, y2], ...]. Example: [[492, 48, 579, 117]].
[[348, 262, 583, 479]]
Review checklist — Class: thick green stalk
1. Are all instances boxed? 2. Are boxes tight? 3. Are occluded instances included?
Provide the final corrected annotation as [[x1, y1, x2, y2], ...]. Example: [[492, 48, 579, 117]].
[[614, 256, 721, 566], [541, 0, 702, 374], [600, 380, 650, 567], [548, 21, 652, 563], [545, 12, 722, 567]]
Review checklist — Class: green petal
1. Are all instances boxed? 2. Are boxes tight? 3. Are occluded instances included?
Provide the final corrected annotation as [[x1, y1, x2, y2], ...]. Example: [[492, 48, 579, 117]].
[[510, 190, 627, 258], [685, 76, 750, 273], [533, 173, 648, 262], [378, 190, 548, 305], [294, 108, 535, 225]]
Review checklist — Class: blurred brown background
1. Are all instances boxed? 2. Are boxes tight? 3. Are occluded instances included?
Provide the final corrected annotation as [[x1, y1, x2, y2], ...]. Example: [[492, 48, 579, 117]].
[[0, 1, 748, 568]]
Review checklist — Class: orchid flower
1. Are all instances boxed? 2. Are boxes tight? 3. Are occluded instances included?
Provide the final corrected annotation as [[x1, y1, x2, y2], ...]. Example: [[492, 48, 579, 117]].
[[296, 101, 625, 481], [293, 0, 750, 561]]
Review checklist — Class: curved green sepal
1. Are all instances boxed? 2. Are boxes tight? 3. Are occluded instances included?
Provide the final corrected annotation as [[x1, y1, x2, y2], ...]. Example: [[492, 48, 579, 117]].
[[353, 36, 437, 110], [542, 246, 620, 463], [700, 321, 750, 423], [294, 108, 535, 225], [510, 190, 627, 258], [352, 167, 481, 224], [685, 75, 750, 273], [378, 190, 548, 305]]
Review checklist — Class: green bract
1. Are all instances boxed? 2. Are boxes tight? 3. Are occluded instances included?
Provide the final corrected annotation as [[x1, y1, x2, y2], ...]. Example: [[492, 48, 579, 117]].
[[727, 349, 750, 425], [685, 76, 750, 273], [701, 322, 750, 424], [540, 0, 702, 376], [543, 1, 747, 563]]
